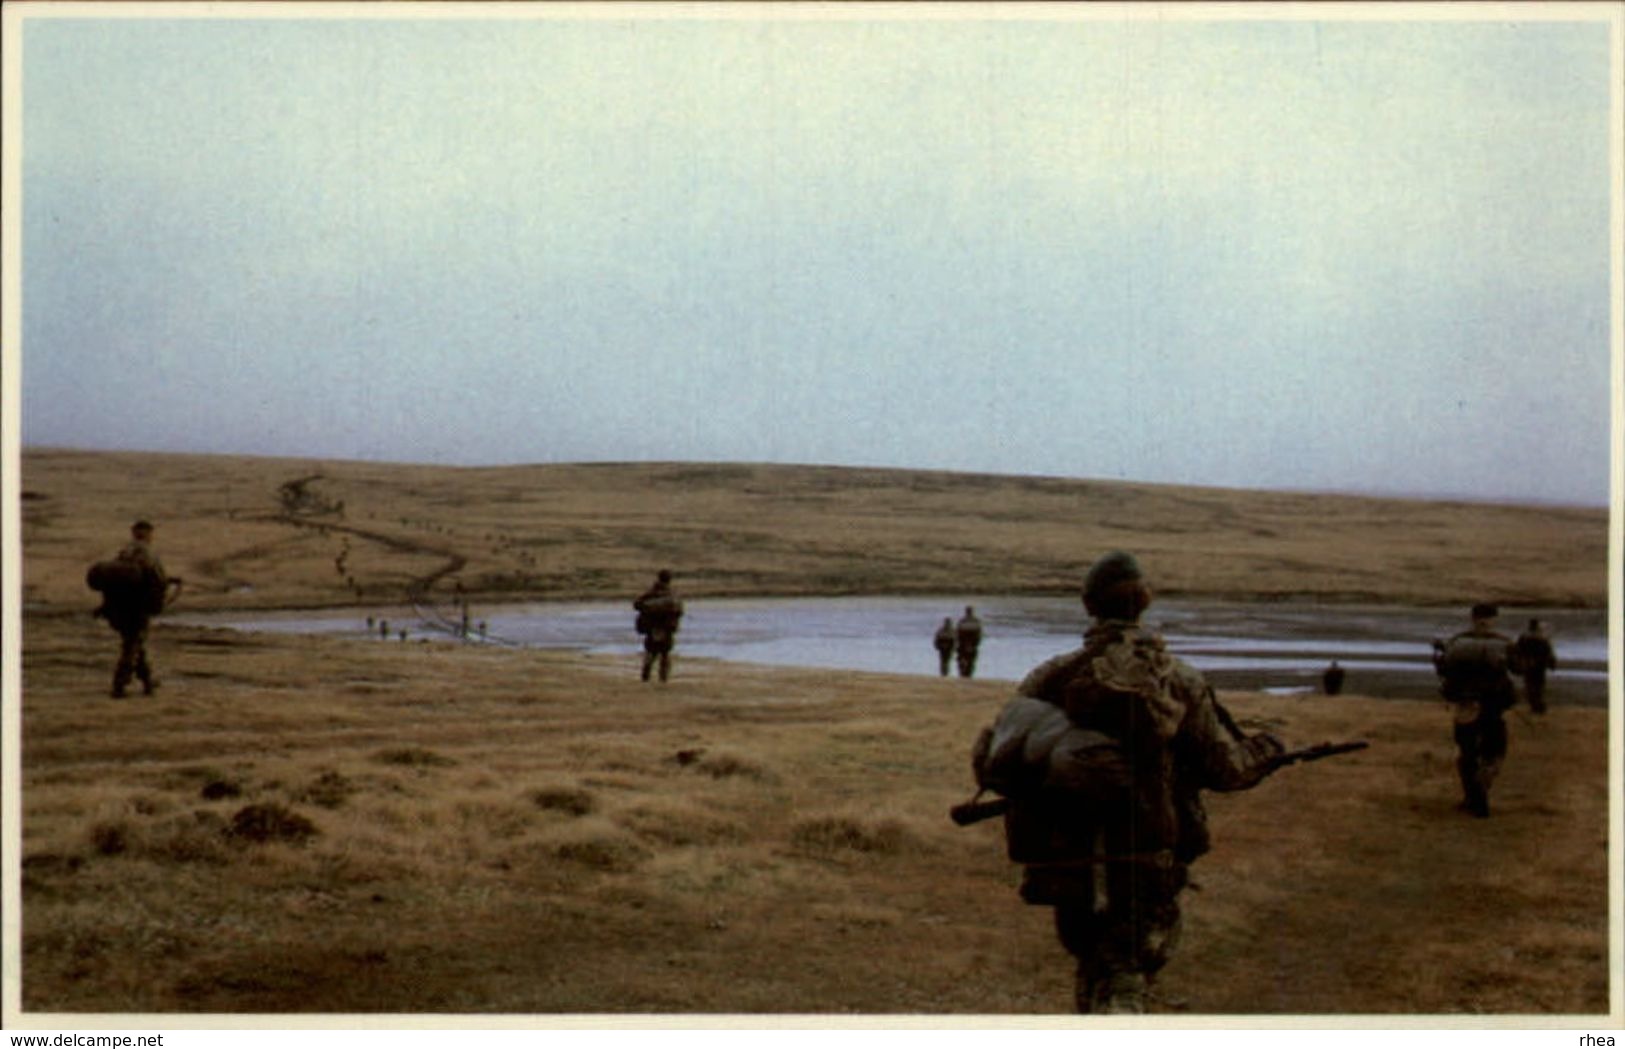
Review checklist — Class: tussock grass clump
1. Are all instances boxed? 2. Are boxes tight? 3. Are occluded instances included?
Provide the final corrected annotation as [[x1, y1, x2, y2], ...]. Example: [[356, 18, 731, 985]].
[[529, 787, 595, 817], [200, 780, 243, 800], [227, 804, 319, 845], [148, 812, 233, 864], [551, 825, 651, 872], [83, 808, 235, 864], [297, 770, 357, 809], [790, 814, 919, 856], [373, 747, 457, 768], [691, 751, 775, 782], [618, 800, 747, 848]]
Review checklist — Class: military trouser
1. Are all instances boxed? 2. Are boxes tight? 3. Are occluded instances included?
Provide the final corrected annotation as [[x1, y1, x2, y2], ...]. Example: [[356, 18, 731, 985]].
[[1453, 713, 1508, 817], [641, 634, 674, 683], [112, 620, 155, 697], [935, 644, 953, 677], [956, 646, 979, 679], [1043, 855, 1186, 1014], [1522, 670, 1548, 714]]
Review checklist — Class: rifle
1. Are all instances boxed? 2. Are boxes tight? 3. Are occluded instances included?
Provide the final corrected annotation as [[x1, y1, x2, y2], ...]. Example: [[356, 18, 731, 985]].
[[1269, 740, 1368, 768], [949, 740, 1370, 827]]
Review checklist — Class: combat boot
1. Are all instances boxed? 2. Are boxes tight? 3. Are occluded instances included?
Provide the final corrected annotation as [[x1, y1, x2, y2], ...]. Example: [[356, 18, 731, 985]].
[[1092, 972, 1150, 1014]]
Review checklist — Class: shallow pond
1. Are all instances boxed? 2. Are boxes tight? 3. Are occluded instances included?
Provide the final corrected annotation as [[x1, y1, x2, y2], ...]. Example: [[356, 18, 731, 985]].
[[177, 596, 1610, 704]]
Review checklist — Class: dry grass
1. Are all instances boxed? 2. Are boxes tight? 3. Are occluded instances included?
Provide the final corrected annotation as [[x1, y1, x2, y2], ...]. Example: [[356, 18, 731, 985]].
[[11, 449, 1615, 1018]]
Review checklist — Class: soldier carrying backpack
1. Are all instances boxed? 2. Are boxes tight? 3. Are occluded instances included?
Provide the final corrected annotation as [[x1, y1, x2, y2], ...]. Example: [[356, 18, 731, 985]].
[[86, 520, 183, 698], [632, 569, 685, 683], [961, 551, 1286, 1014], [1435, 603, 1520, 817]]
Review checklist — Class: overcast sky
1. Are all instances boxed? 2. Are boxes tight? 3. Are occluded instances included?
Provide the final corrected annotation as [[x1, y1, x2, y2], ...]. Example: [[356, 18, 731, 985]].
[[11, 7, 1618, 505]]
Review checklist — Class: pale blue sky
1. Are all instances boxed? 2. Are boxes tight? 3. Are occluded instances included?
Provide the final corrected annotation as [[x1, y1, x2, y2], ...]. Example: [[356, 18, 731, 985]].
[[14, 9, 1618, 504]]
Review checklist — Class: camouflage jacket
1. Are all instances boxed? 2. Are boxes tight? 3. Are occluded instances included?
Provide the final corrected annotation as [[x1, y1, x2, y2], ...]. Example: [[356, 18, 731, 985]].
[[118, 539, 167, 581], [1011, 620, 1281, 863], [633, 584, 684, 637]]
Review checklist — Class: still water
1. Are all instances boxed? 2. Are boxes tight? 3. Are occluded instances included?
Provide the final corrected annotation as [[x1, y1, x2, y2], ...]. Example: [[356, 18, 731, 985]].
[[181, 596, 1610, 700]]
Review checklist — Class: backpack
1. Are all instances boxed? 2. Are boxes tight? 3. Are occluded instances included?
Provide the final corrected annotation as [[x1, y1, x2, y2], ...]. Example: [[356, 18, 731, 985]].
[[88, 558, 168, 617], [1437, 632, 1515, 707], [634, 593, 682, 637], [968, 634, 1186, 864]]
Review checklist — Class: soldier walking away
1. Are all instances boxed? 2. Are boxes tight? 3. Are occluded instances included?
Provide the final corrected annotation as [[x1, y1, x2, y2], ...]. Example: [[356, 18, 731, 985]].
[[88, 520, 183, 699], [1322, 660, 1346, 696], [1514, 619, 1558, 715], [955, 606, 983, 678], [933, 617, 956, 677], [1435, 603, 1519, 818], [633, 569, 686, 683], [970, 552, 1284, 1013]]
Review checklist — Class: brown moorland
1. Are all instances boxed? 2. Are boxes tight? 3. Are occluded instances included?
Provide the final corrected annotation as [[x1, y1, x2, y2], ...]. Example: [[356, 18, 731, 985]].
[[10, 448, 1615, 1019]]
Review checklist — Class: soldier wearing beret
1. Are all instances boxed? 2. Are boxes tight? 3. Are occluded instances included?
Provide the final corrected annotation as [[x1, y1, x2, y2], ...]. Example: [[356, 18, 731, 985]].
[[1005, 551, 1284, 1013]]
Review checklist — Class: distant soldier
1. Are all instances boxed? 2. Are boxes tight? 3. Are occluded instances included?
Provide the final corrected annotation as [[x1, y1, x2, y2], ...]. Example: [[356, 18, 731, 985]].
[[633, 569, 686, 683], [1514, 619, 1558, 715], [91, 520, 182, 698], [933, 617, 956, 677], [1435, 603, 1519, 818], [955, 606, 983, 678], [1322, 660, 1346, 696], [981, 551, 1284, 1013]]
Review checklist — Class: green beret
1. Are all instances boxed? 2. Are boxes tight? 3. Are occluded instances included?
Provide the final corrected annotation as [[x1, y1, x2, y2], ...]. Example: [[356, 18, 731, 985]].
[[1083, 551, 1143, 605]]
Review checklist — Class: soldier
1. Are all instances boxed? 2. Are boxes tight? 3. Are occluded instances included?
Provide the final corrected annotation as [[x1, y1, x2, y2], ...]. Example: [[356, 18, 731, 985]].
[[1435, 603, 1519, 818], [955, 606, 983, 678], [1322, 660, 1346, 696], [633, 569, 685, 683], [98, 520, 182, 699], [933, 617, 956, 677], [998, 552, 1283, 1013], [1514, 618, 1558, 715]]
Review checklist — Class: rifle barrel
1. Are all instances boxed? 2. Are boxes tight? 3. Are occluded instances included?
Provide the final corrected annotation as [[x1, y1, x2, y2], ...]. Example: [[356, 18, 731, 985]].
[[1275, 740, 1369, 767]]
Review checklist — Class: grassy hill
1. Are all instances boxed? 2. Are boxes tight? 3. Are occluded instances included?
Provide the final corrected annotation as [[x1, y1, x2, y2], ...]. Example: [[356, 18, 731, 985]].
[[19, 447, 1609, 613]]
